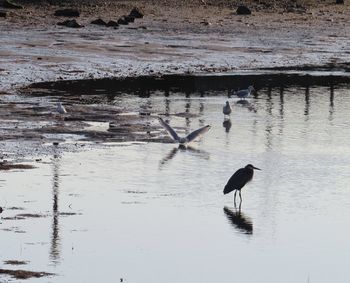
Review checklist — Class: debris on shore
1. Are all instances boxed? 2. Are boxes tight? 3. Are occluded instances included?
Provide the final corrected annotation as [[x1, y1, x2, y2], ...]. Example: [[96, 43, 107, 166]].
[[0, 268, 54, 280]]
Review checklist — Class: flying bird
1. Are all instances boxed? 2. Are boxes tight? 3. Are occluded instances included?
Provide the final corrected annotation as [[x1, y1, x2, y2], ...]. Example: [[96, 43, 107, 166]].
[[57, 102, 67, 114], [158, 117, 211, 146], [234, 86, 255, 99], [223, 101, 232, 116], [223, 164, 261, 204]]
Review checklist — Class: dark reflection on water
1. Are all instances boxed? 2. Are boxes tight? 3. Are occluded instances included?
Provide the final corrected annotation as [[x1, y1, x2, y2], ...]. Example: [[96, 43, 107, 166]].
[[159, 145, 210, 169], [50, 155, 61, 264], [235, 100, 257, 112], [223, 206, 253, 235], [329, 84, 334, 121], [304, 86, 310, 119], [222, 119, 232, 133]]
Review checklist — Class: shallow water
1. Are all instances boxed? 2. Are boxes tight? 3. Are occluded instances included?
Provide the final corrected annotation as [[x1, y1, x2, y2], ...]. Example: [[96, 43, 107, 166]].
[[1, 84, 350, 282]]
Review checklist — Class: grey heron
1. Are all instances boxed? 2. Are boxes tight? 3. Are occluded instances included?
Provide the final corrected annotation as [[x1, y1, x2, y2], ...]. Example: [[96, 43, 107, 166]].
[[224, 164, 261, 204]]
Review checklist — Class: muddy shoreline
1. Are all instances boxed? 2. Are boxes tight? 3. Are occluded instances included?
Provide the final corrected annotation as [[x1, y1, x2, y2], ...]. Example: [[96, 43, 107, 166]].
[[0, 0, 349, 163]]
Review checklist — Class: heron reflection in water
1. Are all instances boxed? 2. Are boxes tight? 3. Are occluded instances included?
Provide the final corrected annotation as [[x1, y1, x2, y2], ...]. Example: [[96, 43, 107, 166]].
[[223, 206, 253, 235]]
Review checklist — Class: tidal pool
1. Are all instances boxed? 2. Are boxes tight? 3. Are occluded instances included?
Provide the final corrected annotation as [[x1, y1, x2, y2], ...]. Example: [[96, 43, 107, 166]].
[[1, 82, 350, 282]]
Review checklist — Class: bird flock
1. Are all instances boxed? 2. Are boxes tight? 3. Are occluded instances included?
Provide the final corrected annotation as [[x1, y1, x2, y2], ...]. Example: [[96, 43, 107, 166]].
[[157, 85, 260, 206], [55, 86, 260, 206]]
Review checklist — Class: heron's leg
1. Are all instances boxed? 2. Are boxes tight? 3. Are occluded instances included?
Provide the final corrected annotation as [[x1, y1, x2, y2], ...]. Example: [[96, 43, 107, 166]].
[[234, 190, 237, 207], [239, 190, 242, 203]]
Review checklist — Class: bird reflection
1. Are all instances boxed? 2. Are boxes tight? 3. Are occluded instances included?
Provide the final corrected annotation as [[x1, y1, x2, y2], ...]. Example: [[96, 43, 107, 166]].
[[50, 155, 61, 264], [222, 119, 232, 133], [223, 206, 253, 235], [235, 100, 257, 113], [329, 84, 334, 121], [304, 85, 310, 119], [159, 145, 210, 168]]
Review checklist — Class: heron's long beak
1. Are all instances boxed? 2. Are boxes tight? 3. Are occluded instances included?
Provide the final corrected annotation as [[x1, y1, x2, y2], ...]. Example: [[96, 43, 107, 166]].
[[253, 166, 261, 170]]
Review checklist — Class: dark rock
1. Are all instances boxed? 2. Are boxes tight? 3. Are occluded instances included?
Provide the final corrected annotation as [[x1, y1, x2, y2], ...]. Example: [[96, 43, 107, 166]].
[[0, 10, 7, 17], [57, 19, 83, 28], [236, 5, 251, 15], [106, 20, 119, 27], [125, 15, 135, 23], [3, 0, 23, 9], [91, 18, 107, 26], [129, 7, 143, 19], [336, 0, 344, 3], [54, 9, 80, 17], [117, 16, 129, 25]]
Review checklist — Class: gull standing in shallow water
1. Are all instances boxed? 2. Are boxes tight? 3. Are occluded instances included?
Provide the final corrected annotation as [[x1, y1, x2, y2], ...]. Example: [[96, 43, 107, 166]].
[[223, 101, 232, 116], [158, 117, 211, 146], [234, 86, 255, 100], [57, 102, 67, 114]]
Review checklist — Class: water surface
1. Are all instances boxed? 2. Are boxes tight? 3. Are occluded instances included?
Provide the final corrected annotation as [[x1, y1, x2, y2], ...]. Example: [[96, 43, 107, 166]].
[[1, 83, 350, 282]]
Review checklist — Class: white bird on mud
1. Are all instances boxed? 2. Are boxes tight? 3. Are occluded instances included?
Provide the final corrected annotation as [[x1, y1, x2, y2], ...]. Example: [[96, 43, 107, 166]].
[[234, 86, 255, 99], [223, 101, 232, 116], [158, 117, 211, 146], [57, 102, 67, 114]]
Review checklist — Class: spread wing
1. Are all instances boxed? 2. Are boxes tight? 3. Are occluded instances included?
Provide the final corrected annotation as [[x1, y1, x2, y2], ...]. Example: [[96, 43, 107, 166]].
[[185, 125, 211, 143], [158, 117, 180, 142]]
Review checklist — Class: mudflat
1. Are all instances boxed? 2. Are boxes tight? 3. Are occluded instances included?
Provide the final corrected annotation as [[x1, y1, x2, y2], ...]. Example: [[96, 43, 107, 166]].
[[0, 0, 349, 161]]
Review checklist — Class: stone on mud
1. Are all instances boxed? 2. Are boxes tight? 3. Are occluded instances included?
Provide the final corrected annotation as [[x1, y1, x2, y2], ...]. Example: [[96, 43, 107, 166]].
[[117, 16, 129, 25], [336, 0, 344, 3], [91, 18, 107, 26], [106, 20, 119, 27], [125, 15, 135, 23], [57, 19, 83, 28], [129, 7, 144, 19], [54, 8, 80, 17], [236, 5, 252, 15]]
